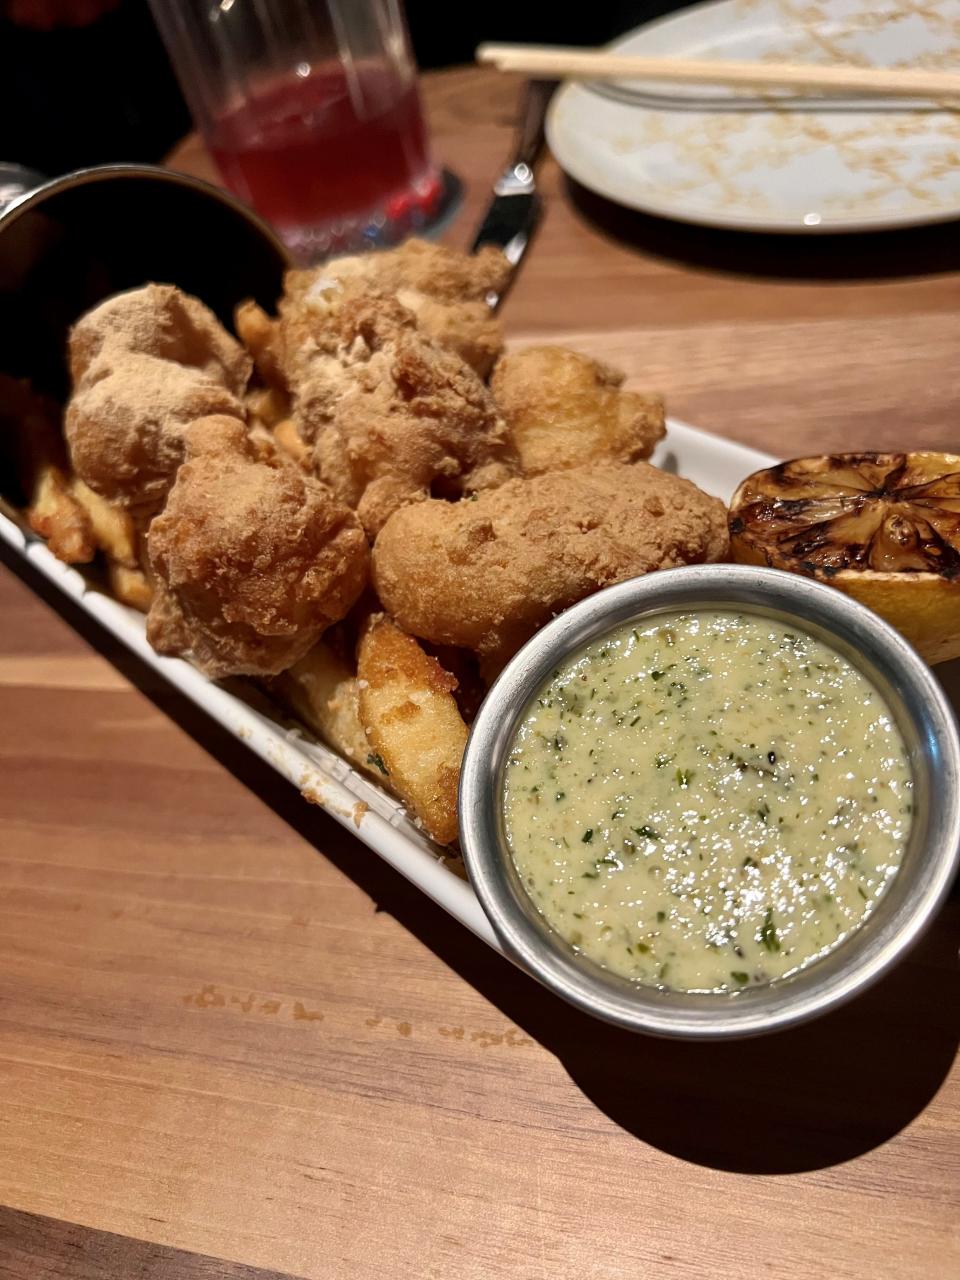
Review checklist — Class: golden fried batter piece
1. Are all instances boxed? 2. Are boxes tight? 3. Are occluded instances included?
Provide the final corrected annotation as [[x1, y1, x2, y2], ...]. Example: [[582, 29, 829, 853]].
[[263, 270, 512, 548], [288, 239, 509, 376], [491, 346, 666, 475], [316, 333, 517, 537], [284, 285, 516, 536], [146, 416, 369, 679], [373, 462, 729, 671], [66, 355, 245, 515], [259, 276, 515, 533], [357, 615, 468, 844], [65, 285, 251, 515], [70, 283, 250, 391], [272, 277, 415, 433]]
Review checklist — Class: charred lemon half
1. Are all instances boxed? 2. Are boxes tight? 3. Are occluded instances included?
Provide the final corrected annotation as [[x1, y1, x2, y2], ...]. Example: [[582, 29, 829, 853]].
[[729, 452, 960, 664]]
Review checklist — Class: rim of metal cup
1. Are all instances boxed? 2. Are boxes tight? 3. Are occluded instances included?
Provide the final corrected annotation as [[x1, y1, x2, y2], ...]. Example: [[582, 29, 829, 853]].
[[0, 162, 47, 215], [0, 161, 291, 261], [458, 564, 960, 1040]]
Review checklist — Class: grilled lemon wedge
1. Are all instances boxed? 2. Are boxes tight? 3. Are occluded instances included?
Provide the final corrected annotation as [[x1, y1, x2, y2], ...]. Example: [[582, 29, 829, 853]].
[[729, 452, 960, 663]]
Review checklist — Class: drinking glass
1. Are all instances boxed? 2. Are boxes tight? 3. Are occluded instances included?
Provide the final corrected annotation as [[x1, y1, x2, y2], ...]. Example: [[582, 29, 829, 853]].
[[148, 0, 442, 260]]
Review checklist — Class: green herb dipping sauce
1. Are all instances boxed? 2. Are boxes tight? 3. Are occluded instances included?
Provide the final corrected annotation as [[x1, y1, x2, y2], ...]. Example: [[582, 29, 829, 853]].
[[503, 610, 912, 994]]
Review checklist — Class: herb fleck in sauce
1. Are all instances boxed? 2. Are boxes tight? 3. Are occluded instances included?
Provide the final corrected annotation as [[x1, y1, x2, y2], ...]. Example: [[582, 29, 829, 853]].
[[503, 611, 912, 993]]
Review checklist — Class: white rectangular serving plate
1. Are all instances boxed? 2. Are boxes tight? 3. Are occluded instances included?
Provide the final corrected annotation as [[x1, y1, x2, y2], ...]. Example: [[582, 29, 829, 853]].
[[0, 420, 775, 952]]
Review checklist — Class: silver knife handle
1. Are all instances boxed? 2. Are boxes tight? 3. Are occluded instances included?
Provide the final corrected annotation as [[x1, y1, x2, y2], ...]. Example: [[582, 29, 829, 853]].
[[493, 79, 554, 196]]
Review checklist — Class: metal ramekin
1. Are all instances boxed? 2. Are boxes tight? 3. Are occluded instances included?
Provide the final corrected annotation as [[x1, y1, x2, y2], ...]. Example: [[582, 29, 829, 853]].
[[459, 564, 960, 1039]]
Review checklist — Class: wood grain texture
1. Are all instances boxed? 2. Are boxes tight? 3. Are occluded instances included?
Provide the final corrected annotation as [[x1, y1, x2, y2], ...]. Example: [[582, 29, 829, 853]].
[[0, 1207, 299, 1279], [2, 66, 959, 1280]]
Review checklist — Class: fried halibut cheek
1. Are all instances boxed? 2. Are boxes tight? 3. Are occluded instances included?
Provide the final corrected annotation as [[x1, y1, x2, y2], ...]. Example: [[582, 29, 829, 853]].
[[147, 416, 369, 679], [372, 462, 729, 673]]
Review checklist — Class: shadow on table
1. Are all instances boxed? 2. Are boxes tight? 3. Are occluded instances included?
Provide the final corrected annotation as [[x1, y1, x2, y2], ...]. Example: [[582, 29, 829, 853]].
[[564, 175, 960, 281], [5, 542, 959, 1177]]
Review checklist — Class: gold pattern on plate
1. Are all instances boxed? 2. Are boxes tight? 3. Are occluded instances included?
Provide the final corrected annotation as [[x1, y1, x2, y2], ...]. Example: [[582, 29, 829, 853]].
[[564, 0, 960, 220]]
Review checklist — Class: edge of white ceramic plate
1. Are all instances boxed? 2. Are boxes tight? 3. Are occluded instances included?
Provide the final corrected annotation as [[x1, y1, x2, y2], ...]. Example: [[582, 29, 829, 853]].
[[545, 0, 960, 234]]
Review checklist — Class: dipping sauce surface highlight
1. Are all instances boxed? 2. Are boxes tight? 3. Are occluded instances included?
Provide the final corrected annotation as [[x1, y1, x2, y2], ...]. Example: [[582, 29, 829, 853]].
[[503, 611, 912, 993]]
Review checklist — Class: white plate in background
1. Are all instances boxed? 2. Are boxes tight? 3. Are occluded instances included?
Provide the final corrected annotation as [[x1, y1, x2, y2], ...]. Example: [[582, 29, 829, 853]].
[[546, 0, 960, 233]]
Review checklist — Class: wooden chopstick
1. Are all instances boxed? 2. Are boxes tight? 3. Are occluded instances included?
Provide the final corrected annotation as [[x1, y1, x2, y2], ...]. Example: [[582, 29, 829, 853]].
[[476, 43, 960, 100]]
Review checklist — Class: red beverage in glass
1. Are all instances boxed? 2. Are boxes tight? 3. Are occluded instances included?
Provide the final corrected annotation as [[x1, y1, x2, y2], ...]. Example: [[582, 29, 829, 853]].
[[209, 62, 441, 258]]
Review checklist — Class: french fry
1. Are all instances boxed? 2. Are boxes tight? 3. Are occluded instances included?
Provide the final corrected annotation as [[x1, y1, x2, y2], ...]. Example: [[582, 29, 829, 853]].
[[68, 475, 151, 609], [273, 417, 310, 465], [246, 385, 291, 430], [107, 562, 154, 612], [357, 616, 468, 845], [1, 375, 92, 563], [69, 477, 138, 566], [28, 465, 95, 563], [235, 299, 285, 388], [273, 640, 371, 770]]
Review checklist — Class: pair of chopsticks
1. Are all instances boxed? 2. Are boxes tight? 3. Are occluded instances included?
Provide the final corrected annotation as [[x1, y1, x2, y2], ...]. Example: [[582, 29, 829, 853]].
[[477, 43, 960, 101]]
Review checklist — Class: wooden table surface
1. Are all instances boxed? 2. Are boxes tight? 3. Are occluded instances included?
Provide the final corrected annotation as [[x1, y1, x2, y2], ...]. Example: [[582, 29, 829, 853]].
[[2, 66, 959, 1279]]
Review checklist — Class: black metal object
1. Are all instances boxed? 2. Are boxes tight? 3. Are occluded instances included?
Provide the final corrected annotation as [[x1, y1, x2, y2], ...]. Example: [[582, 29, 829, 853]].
[[0, 164, 290, 404], [470, 80, 554, 304]]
